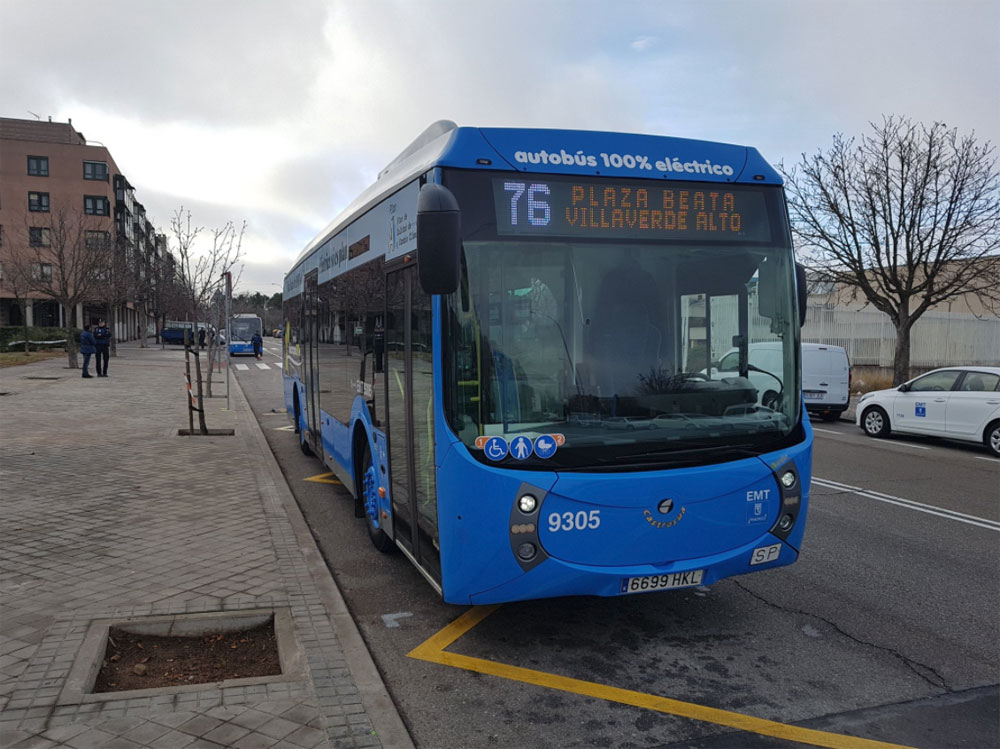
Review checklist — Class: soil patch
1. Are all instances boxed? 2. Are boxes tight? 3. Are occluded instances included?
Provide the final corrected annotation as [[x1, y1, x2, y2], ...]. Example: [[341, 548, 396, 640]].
[[93, 621, 281, 692]]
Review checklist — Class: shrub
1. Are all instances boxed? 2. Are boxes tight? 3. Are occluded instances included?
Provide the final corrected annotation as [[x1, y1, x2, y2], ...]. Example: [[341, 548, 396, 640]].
[[0, 326, 78, 352]]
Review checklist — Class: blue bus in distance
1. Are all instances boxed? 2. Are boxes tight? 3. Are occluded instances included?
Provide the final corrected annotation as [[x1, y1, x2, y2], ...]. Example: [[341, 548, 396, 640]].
[[229, 314, 262, 356], [282, 121, 812, 604]]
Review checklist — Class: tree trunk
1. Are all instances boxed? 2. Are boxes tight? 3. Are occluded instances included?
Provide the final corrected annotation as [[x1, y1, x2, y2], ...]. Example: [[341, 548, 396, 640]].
[[21, 302, 29, 356], [194, 350, 208, 434], [64, 304, 79, 369], [139, 301, 148, 348], [892, 319, 913, 386]]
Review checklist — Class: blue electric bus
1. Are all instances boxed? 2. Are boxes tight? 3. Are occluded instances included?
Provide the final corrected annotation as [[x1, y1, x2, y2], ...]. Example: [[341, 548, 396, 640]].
[[229, 314, 263, 356], [282, 122, 812, 604]]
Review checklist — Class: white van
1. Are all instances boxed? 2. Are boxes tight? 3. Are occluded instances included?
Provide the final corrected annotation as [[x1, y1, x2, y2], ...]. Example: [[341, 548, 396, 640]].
[[714, 342, 850, 420], [801, 343, 851, 421]]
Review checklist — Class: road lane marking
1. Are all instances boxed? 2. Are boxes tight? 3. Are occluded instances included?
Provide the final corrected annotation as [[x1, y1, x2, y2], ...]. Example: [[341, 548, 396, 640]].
[[813, 477, 1000, 531], [382, 612, 414, 628], [409, 607, 911, 749], [255, 362, 270, 369], [304, 471, 341, 485], [234, 364, 249, 371], [975, 456, 998, 463], [812, 428, 842, 435]]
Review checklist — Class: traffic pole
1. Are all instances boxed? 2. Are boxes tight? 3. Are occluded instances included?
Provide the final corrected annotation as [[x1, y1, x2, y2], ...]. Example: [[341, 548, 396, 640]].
[[225, 271, 232, 411]]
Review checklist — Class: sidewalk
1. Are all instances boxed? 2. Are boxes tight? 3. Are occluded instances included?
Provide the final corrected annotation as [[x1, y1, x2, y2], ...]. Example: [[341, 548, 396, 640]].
[[0, 343, 413, 749]]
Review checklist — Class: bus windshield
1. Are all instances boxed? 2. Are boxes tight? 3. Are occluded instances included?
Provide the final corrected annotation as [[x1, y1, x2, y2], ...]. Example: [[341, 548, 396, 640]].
[[230, 315, 262, 342], [444, 221, 801, 470]]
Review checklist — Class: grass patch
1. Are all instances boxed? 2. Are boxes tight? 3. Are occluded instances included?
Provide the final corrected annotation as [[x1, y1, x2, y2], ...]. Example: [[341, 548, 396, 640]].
[[0, 350, 66, 368]]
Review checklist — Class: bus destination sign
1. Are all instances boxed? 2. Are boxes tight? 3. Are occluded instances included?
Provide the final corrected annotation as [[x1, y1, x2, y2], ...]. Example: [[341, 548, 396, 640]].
[[492, 177, 772, 243]]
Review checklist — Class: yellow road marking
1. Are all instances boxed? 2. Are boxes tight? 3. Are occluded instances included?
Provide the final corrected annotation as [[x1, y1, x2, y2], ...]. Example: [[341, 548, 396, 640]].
[[304, 472, 341, 485], [408, 606, 912, 749]]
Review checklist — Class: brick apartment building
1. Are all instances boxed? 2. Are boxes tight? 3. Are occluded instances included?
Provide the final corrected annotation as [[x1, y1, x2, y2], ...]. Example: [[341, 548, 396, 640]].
[[0, 117, 167, 340]]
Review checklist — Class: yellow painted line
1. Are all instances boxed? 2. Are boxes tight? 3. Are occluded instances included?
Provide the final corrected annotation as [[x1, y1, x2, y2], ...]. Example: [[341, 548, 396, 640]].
[[408, 607, 912, 749], [304, 472, 341, 485]]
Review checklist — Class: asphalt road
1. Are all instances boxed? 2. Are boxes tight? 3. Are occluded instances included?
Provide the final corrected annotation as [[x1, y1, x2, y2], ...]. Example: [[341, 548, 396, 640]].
[[235, 343, 999, 749]]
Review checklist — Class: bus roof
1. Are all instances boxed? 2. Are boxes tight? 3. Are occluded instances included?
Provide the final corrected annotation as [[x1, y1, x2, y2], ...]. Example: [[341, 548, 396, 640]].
[[289, 122, 783, 273]]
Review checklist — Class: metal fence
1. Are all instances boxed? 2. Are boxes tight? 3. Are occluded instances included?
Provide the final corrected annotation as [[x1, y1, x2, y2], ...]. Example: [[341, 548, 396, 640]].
[[803, 306, 1000, 368]]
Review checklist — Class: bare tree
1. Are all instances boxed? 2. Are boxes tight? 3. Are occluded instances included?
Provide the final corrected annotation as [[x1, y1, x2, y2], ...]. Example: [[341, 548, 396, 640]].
[[169, 207, 245, 432], [17, 208, 109, 368], [0, 244, 36, 355], [780, 116, 1000, 383]]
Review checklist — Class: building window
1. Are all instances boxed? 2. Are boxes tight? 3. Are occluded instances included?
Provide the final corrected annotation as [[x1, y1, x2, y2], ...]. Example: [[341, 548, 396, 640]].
[[29, 227, 52, 247], [84, 161, 109, 181], [84, 195, 110, 216], [28, 192, 50, 212], [85, 230, 110, 249], [31, 262, 53, 282], [27, 156, 49, 176]]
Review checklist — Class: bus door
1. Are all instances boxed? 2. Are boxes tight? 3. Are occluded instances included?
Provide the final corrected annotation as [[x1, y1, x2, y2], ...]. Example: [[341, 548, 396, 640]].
[[385, 264, 441, 584], [302, 270, 321, 452]]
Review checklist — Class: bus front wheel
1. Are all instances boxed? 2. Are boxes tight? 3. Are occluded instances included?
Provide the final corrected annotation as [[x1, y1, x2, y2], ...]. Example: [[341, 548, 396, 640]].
[[294, 395, 313, 456], [361, 444, 393, 553]]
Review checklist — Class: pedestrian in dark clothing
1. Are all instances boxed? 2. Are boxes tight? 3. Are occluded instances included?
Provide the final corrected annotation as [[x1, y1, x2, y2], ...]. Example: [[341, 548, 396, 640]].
[[251, 332, 263, 360], [93, 318, 111, 377], [198, 328, 206, 349], [80, 325, 96, 378]]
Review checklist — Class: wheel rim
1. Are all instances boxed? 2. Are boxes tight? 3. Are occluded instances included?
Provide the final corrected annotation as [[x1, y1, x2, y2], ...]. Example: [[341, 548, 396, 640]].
[[864, 410, 883, 434], [991, 427, 1000, 454]]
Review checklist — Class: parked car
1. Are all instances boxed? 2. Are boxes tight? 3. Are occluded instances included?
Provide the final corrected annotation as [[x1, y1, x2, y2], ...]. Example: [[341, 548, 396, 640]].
[[856, 366, 1000, 457], [713, 342, 850, 420], [801, 343, 851, 421]]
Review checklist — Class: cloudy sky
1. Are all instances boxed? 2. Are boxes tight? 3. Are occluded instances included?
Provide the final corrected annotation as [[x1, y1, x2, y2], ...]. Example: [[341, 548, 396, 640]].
[[2, 0, 997, 294]]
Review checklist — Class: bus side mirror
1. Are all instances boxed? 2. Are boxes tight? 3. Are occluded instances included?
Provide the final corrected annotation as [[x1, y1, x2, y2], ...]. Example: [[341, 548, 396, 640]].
[[417, 183, 461, 295], [795, 262, 808, 327]]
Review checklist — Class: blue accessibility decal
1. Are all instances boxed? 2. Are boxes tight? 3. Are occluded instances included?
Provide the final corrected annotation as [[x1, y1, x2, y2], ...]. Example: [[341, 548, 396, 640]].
[[509, 435, 534, 460], [483, 436, 509, 461], [533, 435, 558, 459]]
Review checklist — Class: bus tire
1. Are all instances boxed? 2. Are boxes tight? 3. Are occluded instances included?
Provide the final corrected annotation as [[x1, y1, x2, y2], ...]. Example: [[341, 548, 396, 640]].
[[360, 444, 393, 553], [294, 394, 313, 456]]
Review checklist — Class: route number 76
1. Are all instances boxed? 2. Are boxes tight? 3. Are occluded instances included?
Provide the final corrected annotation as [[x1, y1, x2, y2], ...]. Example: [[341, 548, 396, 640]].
[[548, 510, 601, 532]]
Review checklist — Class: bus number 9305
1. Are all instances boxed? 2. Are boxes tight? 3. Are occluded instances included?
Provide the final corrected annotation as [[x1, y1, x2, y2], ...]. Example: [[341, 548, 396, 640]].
[[548, 510, 601, 532]]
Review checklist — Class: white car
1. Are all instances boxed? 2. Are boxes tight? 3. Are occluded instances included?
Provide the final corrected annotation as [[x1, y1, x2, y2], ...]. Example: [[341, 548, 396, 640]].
[[856, 366, 1000, 457]]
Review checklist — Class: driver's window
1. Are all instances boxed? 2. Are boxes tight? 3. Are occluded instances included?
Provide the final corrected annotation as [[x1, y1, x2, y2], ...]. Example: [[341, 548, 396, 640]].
[[908, 371, 961, 392]]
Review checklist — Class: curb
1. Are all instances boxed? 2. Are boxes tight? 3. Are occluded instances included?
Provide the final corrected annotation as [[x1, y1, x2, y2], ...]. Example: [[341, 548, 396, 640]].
[[231, 365, 415, 749]]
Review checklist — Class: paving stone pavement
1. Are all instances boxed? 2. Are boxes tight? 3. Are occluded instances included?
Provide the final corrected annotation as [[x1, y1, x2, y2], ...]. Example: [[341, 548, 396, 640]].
[[0, 343, 413, 749]]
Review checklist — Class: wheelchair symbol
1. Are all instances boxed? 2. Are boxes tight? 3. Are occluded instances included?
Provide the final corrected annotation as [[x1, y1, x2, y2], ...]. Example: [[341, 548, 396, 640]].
[[484, 437, 508, 461]]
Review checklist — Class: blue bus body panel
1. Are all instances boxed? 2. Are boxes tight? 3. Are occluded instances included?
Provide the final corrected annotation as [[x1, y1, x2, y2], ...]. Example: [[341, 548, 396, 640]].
[[230, 342, 254, 355], [436, 429, 812, 605], [466, 128, 781, 184]]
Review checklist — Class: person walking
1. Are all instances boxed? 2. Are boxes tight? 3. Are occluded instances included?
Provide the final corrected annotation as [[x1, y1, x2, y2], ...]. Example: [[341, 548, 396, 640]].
[[93, 318, 112, 377], [79, 325, 96, 378], [251, 331, 263, 360]]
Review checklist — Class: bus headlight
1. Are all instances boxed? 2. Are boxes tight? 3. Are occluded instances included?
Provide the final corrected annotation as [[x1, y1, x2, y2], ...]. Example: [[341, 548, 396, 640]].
[[780, 471, 796, 489], [517, 494, 538, 514]]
